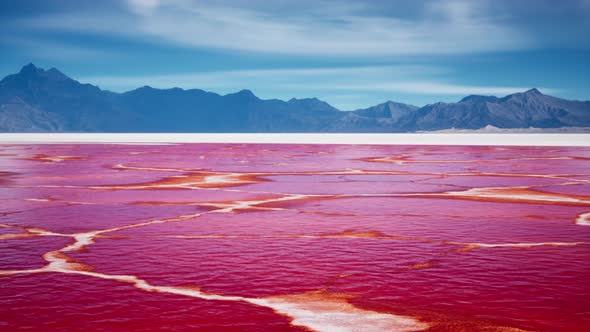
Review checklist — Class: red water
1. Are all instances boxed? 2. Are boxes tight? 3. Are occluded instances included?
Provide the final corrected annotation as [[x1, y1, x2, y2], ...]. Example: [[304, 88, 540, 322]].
[[1, 143, 589, 331]]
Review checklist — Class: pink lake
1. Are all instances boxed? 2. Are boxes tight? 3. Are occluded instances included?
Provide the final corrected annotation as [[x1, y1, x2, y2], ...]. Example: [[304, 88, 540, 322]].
[[0, 143, 589, 331]]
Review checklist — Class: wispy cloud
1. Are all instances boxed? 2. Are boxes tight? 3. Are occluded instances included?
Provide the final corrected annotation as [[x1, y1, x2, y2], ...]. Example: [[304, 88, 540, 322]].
[[78, 65, 447, 91], [2, 36, 118, 61], [305, 81, 557, 96], [127, 0, 161, 16], [14, 0, 534, 56]]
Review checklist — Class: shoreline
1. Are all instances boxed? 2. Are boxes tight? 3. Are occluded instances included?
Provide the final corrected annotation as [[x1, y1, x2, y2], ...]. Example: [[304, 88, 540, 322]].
[[0, 133, 588, 146]]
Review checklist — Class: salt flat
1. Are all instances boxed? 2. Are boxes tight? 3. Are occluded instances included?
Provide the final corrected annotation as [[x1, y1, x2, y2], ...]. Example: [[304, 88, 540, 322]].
[[0, 133, 589, 146]]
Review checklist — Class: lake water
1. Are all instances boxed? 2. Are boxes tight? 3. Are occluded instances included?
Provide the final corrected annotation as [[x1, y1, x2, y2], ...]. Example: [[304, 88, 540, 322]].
[[1, 143, 589, 331]]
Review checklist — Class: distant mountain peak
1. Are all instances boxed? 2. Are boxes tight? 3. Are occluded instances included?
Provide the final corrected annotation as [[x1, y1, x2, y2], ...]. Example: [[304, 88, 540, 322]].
[[352, 99, 418, 120], [222, 89, 258, 101], [525, 88, 543, 95], [14, 63, 71, 82], [46, 67, 69, 80], [385, 100, 419, 109], [459, 94, 499, 103], [236, 89, 255, 97], [504, 88, 546, 102], [289, 97, 321, 103], [19, 63, 39, 74]]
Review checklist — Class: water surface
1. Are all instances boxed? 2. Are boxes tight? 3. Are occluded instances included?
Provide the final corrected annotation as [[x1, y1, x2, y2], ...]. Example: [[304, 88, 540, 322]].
[[1, 143, 589, 331]]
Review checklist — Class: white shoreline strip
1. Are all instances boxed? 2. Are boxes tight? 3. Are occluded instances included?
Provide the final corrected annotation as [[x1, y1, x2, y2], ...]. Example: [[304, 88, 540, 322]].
[[0, 133, 588, 146]]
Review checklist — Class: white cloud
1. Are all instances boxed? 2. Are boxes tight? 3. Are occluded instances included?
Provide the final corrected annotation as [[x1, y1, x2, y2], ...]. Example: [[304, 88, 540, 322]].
[[351, 82, 553, 96], [15, 0, 534, 56], [127, 0, 161, 16], [138, 0, 532, 55], [3, 37, 118, 60], [78, 65, 447, 92]]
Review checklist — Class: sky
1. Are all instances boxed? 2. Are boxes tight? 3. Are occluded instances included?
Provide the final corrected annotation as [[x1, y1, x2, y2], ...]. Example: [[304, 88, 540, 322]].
[[0, 0, 589, 110]]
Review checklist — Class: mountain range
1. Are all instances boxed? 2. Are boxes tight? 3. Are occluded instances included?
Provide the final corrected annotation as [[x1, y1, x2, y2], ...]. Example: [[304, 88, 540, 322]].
[[1, 64, 589, 132]]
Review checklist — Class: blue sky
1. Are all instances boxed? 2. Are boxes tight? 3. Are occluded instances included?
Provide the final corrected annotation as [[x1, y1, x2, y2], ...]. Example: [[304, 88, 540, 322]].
[[1, 0, 589, 110]]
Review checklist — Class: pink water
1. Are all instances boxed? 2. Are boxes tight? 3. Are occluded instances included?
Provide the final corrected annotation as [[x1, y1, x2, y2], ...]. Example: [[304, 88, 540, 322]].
[[0, 143, 589, 331]]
